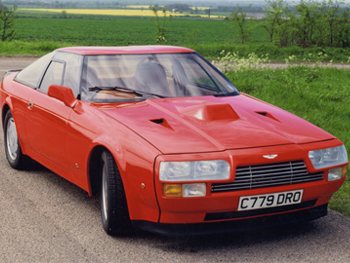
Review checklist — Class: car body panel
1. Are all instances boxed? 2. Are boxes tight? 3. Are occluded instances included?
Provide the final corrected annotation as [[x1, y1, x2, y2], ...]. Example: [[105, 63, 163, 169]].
[[27, 88, 72, 171], [68, 101, 162, 222], [1, 73, 32, 150], [99, 95, 335, 154], [58, 45, 193, 56]]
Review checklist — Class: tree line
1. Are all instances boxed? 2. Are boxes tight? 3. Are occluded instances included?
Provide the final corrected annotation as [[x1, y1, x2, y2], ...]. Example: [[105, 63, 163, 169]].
[[230, 0, 350, 48], [2, 1, 125, 9]]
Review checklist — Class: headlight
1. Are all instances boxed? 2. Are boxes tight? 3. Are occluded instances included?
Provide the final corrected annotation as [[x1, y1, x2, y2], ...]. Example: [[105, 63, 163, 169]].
[[308, 145, 348, 170], [159, 160, 230, 182], [163, 183, 206, 197]]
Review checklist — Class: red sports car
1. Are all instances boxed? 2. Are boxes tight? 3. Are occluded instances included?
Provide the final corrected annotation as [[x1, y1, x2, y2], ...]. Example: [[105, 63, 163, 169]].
[[1, 46, 348, 236]]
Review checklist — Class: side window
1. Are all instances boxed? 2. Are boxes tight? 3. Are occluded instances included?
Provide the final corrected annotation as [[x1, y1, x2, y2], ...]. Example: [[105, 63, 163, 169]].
[[15, 52, 55, 88], [54, 52, 83, 97], [39, 61, 64, 94]]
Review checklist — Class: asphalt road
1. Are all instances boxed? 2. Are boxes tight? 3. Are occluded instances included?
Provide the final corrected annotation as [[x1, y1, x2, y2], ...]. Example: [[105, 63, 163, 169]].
[[1, 56, 350, 263]]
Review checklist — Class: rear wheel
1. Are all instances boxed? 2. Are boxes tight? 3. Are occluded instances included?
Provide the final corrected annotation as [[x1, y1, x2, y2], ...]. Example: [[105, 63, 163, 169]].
[[100, 151, 131, 235], [4, 111, 27, 169]]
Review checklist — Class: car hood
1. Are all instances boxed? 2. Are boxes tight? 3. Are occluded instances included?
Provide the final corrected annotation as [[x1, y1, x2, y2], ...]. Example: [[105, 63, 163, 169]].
[[97, 94, 334, 154]]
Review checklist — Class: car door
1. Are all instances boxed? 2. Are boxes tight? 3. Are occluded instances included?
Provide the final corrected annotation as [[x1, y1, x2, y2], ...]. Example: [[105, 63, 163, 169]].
[[12, 52, 55, 149], [26, 59, 72, 171]]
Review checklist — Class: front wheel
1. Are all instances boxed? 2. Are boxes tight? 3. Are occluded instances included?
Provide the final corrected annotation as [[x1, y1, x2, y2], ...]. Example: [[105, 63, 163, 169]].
[[100, 151, 131, 235], [4, 111, 27, 169]]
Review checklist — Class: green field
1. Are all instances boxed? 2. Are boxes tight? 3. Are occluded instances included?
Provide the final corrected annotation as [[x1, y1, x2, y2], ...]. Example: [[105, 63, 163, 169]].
[[1, 17, 347, 62], [14, 18, 249, 46]]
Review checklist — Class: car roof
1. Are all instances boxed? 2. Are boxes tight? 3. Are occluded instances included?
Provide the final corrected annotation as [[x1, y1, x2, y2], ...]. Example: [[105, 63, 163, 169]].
[[57, 46, 194, 55]]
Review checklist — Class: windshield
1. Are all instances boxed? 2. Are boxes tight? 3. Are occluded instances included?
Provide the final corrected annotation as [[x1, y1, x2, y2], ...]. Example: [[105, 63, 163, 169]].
[[81, 53, 239, 102]]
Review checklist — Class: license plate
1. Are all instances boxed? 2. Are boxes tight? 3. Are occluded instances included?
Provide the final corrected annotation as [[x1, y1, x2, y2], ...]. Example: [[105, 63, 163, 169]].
[[238, 190, 304, 211]]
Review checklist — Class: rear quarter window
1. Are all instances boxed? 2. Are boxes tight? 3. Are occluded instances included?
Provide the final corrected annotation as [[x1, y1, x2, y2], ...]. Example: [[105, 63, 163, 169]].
[[15, 52, 56, 88]]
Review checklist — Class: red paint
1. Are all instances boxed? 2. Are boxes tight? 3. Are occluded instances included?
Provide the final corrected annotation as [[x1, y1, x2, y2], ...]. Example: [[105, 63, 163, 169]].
[[48, 85, 78, 108], [57, 45, 193, 55]]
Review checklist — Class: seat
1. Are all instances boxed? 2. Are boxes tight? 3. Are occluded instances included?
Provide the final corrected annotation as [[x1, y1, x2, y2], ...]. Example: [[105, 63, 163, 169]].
[[134, 61, 172, 97], [86, 67, 100, 89]]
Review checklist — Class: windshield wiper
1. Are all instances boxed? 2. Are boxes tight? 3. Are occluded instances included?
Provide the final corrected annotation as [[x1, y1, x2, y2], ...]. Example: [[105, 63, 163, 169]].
[[88, 86, 165, 98], [214, 91, 239, 97]]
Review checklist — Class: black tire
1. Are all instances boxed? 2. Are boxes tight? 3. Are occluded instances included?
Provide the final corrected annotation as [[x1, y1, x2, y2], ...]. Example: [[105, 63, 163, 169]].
[[100, 151, 131, 235], [4, 110, 27, 169]]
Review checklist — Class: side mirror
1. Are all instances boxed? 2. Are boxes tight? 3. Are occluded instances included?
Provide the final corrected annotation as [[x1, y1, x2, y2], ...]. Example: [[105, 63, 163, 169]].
[[48, 85, 78, 108]]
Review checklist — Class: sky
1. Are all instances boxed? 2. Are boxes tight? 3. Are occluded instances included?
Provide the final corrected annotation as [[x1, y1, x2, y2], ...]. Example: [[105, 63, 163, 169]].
[[55, 0, 350, 2], [24, 0, 350, 6], [120, 0, 350, 4]]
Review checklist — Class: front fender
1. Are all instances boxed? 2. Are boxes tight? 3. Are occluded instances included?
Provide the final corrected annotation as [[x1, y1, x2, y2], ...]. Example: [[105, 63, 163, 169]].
[[89, 130, 161, 222]]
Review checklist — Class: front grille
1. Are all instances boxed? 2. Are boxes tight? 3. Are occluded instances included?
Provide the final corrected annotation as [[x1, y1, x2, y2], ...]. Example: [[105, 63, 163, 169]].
[[212, 160, 324, 193]]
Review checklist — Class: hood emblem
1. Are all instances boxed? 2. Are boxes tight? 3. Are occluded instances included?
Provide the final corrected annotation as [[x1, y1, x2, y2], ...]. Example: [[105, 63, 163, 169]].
[[263, 154, 278, 159]]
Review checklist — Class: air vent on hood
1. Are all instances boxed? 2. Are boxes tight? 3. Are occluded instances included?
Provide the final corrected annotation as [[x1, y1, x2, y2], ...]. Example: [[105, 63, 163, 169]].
[[150, 119, 164, 124], [256, 112, 267, 116], [178, 103, 239, 125], [150, 118, 173, 130], [255, 111, 280, 122]]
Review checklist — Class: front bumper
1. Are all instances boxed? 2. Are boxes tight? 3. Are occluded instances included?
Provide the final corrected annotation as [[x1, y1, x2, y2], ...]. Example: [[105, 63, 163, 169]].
[[154, 141, 347, 225], [133, 204, 328, 236], [156, 177, 345, 224]]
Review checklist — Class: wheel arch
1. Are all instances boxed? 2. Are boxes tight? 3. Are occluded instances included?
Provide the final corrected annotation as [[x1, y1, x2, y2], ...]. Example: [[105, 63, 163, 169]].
[[2, 103, 11, 129], [87, 145, 108, 196], [87, 143, 127, 197], [1, 92, 15, 128]]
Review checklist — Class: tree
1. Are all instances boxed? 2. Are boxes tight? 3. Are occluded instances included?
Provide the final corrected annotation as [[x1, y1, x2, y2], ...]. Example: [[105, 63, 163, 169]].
[[336, 3, 350, 47], [294, 0, 319, 47], [205, 8, 211, 18], [227, 4, 253, 44], [262, 0, 298, 47], [263, 0, 288, 43], [149, 7, 172, 44], [61, 10, 68, 19], [318, 0, 350, 47], [0, 1, 17, 41]]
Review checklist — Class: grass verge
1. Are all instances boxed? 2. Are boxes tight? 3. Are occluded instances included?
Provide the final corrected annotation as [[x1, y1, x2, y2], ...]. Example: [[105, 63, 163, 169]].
[[2, 39, 350, 64], [190, 43, 350, 62], [0, 40, 69, 56], [225, 65, 350, 216]]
